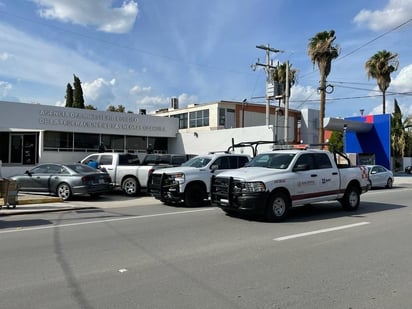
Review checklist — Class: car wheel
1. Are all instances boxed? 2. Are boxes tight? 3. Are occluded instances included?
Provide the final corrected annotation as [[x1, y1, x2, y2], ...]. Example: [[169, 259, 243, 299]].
[[184, 183, 206, 207], [265, 191, 291, 222], [57, 183, 72, 201], [340, 185, 360, 211], [386, 178, 393, 189], [122, 177, 140, 196]]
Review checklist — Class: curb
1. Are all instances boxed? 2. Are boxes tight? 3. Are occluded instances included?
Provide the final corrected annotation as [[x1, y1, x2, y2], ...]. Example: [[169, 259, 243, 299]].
[[0, 206, 97, 216]]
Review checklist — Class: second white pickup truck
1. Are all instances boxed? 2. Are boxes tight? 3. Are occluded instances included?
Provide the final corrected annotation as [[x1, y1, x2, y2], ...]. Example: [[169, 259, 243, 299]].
[[211, 146, 371, 221], [81, 152, 164, 196]]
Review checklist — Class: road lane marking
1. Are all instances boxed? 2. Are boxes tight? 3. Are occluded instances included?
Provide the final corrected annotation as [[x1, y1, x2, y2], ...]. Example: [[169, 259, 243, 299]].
[[0, 208, 215, 234], [273, 221, 370, 241]]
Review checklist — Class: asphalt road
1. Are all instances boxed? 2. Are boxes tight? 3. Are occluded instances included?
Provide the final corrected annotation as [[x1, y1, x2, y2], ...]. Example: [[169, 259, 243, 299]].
[[1, 186, 412, 309]]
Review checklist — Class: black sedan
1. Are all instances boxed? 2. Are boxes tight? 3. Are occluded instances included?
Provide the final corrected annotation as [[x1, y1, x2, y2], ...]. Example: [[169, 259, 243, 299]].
[[10, 163, 112, 201]]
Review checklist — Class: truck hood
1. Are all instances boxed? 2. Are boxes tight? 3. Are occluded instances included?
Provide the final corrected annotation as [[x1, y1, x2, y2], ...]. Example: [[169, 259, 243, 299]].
[[152, 166, 207, 175], [217, 167, 288, 181]]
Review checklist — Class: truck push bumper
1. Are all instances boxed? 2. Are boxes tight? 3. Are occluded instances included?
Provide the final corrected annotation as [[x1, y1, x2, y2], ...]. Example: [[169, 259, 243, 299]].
[[215, 193, 269, 215], [211, 176, 269, 214], [148, 173, 184, 203]]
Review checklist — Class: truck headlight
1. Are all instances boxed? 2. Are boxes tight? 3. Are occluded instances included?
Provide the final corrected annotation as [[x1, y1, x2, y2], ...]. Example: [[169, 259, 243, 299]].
[[235, 182, 266, 193], [172, 173, 185, 184]]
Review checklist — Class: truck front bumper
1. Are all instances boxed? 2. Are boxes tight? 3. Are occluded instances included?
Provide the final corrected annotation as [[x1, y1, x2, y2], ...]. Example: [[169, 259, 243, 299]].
[[148, 173, 184, 203], [212, 191, 270, 215]]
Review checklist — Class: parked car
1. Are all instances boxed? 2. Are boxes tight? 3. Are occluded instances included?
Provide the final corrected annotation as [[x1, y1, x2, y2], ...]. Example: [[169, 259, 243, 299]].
[[10, 163, 112, 200], [405, 166, 412, 174], [80, 152, 177, 196], [211, 146, 370, 221], [366, 165, 394, 189]]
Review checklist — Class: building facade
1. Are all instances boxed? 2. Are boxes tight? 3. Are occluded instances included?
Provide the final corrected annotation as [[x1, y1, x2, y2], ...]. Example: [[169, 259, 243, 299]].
[[0, 100, 319, 177], [0, 101, 179, 177]]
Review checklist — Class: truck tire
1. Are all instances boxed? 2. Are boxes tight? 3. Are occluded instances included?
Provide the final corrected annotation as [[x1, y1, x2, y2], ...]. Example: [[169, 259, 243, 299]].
[[184, 183, 206, 207], [57, 183, 72, 201], [265, 191, 291, 222], [340, 185, 360, 211], [122, 177, 140, 196]]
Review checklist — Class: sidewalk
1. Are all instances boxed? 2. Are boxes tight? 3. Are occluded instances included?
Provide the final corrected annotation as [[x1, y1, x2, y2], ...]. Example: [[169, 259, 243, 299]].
[[1, 175, 411, 216], [0, 194, 88, 216]]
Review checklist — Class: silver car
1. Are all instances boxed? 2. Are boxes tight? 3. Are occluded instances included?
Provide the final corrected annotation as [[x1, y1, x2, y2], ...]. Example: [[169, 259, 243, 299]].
[[10, 163, 112, 200], [366, 165, 394, 189]]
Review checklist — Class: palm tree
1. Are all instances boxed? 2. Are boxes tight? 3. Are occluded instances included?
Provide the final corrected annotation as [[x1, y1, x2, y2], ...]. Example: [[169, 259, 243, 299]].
[[271, 62, 297, 97], [308, 30, 340, 144], [365, 50, 399, 114]]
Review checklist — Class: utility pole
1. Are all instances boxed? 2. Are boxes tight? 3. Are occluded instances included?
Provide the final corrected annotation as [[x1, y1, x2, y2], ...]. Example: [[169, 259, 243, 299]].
[[251, 44, 284, 126], [284, 60, 289, 143]]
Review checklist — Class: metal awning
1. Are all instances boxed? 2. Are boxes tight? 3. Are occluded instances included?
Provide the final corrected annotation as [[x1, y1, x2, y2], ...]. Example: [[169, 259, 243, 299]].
[[324, 117, 373, 133]]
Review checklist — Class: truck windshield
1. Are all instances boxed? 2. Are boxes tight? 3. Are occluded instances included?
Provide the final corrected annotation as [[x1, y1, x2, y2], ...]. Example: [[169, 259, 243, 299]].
[[248, 153, 295, 169], [181, 156, 212, 168]]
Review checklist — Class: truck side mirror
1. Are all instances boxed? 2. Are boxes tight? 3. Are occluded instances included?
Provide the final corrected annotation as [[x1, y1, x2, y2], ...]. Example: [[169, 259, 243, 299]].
[[293, 164, 309, 172]]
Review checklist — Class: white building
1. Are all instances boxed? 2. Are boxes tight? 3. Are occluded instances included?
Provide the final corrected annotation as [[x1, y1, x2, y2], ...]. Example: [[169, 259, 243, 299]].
[[0, 100, 319, 177]]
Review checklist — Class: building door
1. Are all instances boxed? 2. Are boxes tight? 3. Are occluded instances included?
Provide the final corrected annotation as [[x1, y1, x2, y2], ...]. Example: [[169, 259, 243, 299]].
[[225, 109, 235, 129], [10, 133, 37, 164]]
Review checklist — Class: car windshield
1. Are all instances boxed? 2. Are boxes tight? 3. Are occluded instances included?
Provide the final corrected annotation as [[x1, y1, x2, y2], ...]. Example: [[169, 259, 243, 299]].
[[181, 156, 212, 168], [248, 153, 295, 169]]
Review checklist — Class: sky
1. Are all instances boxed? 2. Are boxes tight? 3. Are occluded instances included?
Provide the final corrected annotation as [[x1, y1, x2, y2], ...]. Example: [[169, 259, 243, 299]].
[[0, 0, 411, 118]]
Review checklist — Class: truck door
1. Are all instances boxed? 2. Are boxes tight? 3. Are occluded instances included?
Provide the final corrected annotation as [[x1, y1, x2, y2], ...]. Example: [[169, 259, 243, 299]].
[[99, 155, 116, 184], [290, 153, 318, 203], [313, 153, 340, 198]]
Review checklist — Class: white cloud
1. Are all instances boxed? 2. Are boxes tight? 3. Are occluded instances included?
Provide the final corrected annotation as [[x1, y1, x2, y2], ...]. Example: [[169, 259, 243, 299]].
[[0, 81, 12, 97], [353, 0, 412, 31], [391, 64, 412, 92], [139, 95, 168, 106], [83, 78, 115, 108], [32, 0, 138, 33], [176, 93, 198, 106], [0, 52, 11, 61], [129, 85, 151, 95], [289, 85, 319, 109]]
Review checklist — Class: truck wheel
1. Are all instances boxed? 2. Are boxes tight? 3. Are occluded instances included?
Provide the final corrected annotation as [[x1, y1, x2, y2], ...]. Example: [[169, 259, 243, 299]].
[[340, 185, 360, 211], [265, 192, 291, 222], [57, 183, 72, 201], [122, 177, 140, 196], [184, 183, 206, 207]]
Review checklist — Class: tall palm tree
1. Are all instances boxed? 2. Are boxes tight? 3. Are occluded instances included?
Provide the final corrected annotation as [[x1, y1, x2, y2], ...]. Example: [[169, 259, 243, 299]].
[[365, 50, 399, 114], [308, 30, 340, 144]]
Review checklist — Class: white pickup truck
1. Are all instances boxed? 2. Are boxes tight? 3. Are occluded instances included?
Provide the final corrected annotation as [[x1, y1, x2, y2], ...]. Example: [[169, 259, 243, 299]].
[[81, 152, 166, 196], [210, 147, 370, 221], [148, 152, 251, 207]]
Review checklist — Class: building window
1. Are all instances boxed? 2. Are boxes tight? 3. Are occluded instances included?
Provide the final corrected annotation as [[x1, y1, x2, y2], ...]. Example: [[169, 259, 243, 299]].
[[74, 133, 100, 151], [219, 108, 225, 126], [44, 131, 73, 151], [101, 134, 124, 152], [189, 109, 209, 128], [173, 113, 188, 129]]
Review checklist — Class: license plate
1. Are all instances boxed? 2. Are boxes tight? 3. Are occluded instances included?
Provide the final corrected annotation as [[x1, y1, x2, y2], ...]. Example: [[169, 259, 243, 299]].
[[99, 179, 105, 184], [220, 199, 229, 204]]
